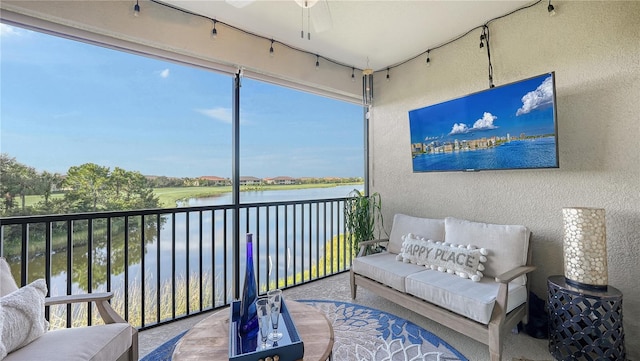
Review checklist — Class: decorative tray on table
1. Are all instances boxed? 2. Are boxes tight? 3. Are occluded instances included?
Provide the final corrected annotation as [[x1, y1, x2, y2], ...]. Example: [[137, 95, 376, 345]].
[[229, 299, 304, 361]]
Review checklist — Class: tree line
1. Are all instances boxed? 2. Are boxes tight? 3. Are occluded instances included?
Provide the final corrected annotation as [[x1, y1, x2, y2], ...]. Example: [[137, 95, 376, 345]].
[[0, 154, 160, 216]]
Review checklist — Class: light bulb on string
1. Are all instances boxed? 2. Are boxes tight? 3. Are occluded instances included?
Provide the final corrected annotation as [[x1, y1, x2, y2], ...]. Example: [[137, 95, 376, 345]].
[[426, 50, 431, 67], [269, 40, 274, 57], [351, 67, 355, 82], [547, 0, 556, 16], [134, 0, 140, 17], [386, 68, 390, 82], [211, 20, 218, 39], [315, 55, 320, 69]]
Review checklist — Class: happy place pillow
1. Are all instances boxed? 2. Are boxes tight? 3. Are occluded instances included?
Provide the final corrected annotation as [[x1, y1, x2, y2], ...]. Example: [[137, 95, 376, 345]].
[[0, 279, 49, 359], [396, 233, 489, 282]]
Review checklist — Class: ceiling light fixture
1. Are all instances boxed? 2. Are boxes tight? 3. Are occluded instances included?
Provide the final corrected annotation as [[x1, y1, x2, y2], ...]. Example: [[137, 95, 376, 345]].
[[133, 0, 140, 17], [547, 0, 556, 16], [211, 20, 218, 39], [269, 39, 274, 57]]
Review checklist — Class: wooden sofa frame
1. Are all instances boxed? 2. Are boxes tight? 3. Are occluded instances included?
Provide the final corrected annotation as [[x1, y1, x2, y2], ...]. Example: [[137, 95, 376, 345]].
[[350, 239, 535, 361], [45, 292, 139, 361]]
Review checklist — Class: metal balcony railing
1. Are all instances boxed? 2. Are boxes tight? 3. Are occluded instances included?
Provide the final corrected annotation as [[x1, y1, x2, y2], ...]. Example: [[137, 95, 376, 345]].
[[0, 197, 354, 330]]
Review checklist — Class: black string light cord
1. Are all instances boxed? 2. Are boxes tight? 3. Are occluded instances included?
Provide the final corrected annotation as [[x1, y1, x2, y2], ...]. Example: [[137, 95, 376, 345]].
[[146, 0, 543, 82]]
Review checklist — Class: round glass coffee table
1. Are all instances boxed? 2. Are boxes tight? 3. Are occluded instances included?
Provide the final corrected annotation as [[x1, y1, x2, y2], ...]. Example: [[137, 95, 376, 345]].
[[172, 300, 334, 361]]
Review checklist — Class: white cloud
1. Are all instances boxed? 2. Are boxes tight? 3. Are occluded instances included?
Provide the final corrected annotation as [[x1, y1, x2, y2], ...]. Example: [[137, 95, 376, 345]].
[[449, 112, 497, 135], [472, 112, 498, 130], [196, 107, 232, 123], [159, 69, 170, 78], [449, 123, 469, 135], [0, 24, 21, 37], [516, 76, 554, 116]]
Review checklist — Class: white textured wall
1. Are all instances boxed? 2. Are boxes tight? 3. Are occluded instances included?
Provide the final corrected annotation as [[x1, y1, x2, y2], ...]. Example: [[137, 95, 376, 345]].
[[371, 1, 639, 358]]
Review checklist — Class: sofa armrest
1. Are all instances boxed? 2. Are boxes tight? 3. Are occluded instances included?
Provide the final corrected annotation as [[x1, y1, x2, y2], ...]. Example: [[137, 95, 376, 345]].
[[45, 292, 126, 324], [494, 266, 536, 284], [357, 238, 389, 257]]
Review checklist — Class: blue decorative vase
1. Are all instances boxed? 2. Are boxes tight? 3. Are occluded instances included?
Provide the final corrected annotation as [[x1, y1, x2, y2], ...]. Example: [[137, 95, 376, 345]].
[[239, 233, 258, 336]]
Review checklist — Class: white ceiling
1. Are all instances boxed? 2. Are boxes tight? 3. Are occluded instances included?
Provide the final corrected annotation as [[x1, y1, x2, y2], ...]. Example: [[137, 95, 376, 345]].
[[159, 0, 534, 71]]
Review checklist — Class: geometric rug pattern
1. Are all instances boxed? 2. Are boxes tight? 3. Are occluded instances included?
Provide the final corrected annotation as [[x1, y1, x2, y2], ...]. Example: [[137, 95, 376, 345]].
[[142, 299, 468, 361]]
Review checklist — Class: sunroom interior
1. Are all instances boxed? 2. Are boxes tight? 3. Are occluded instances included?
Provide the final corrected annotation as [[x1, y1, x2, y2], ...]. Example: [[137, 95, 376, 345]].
[[1, 1, 638, 360]]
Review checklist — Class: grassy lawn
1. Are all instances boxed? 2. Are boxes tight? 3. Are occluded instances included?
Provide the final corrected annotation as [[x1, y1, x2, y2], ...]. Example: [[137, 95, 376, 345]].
[[22, 183, 362, 209]]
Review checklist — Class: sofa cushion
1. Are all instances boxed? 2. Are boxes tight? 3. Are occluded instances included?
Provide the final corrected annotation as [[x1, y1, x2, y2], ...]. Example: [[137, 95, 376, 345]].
[[0, 279, 49, 360], [388, 214, 445, 254], [405, 270, 527, 325], [397, 234, 488, 282], [444, 217, 530, 285], [352, 252, 425, 292], [0, 257, 19, 297], [3, 323, 132, 361]]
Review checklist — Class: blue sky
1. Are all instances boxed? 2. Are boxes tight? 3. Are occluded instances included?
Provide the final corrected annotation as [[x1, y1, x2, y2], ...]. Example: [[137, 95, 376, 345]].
[[409, 73, 556, 144], [0, 24, 364, 178]]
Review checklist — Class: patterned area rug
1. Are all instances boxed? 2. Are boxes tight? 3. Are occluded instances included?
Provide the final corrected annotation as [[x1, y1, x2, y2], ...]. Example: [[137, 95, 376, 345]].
[[141, 299, 468, 361]]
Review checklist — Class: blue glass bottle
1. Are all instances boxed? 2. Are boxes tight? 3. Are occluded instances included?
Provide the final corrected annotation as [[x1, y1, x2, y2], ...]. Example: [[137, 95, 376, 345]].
[[239, 233, 258, 337]]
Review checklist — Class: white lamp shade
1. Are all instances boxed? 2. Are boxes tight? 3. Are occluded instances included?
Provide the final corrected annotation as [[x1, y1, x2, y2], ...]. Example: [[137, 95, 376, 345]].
[[562, 207, 608, 288]]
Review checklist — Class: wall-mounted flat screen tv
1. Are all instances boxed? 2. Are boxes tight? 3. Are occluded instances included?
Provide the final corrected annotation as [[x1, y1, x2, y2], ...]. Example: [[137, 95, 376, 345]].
[[408, 72, 559, 172]]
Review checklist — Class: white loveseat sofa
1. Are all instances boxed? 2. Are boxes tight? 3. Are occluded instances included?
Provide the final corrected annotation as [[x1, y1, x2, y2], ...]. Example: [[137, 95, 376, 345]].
[[350, 214, 535, 361]]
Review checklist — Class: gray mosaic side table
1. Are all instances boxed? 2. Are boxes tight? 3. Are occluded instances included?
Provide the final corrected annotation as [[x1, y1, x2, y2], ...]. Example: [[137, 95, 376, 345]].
[[547, 275, 626, 361]]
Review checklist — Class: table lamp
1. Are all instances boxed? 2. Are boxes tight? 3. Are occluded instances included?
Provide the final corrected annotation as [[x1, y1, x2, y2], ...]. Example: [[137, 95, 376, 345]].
[[562, 207, 608, 290]]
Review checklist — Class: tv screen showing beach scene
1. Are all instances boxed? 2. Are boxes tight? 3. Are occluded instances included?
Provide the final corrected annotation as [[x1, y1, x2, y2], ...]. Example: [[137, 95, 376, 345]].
[[408, 72, 559, 172]]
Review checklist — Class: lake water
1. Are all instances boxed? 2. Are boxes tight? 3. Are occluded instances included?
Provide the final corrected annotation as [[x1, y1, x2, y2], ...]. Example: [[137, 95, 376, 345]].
[[413, 137, 558, 171], [45, 184, 361, 303]]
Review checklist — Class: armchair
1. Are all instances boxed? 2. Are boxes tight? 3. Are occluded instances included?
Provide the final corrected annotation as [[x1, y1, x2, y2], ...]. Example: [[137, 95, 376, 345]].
[[0, 257, 138, 361]]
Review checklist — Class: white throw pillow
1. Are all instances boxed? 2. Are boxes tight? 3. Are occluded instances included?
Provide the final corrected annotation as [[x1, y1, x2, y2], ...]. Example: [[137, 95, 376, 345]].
[[0, 257, 19, 297], [396, 233, 488, 282], [0, 279, 49, 360]]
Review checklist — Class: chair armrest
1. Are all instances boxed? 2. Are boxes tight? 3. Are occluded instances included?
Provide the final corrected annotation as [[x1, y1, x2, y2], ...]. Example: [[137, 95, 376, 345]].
[[357, 239, 389, 257], [494, 266, 536, 284], [45, 291, 126, 324], [45, 292, 114, 306]]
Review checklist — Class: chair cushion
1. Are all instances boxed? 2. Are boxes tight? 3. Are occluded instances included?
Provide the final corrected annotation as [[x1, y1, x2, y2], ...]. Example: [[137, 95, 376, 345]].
[[444, 217, 530, 285], [4, 323, 132, 361], [0, 257, 19, 297], [352, 252, 425, 292], [388, 214, 445, 254], [405, 270, 527, 325], [0, 279, 49, 359]]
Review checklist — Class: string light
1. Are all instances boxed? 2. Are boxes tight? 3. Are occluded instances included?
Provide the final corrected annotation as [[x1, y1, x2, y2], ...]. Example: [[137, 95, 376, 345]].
[[547, 0, 556, 16], [351, 67, 355, 82], [479, 30, 485, 49], [386, 68, 390, 82], [269, 39, 274, 57], [133, 0, 140, 17], [211, 20, 218, 39], [144, 0, 546, 91]]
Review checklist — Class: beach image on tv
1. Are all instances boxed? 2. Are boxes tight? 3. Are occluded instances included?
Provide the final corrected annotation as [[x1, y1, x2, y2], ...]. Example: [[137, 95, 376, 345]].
[[408, 73, 559, 172]]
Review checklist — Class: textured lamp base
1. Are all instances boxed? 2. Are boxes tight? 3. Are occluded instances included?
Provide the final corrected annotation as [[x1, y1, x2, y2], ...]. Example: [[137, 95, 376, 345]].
[[547, 276, 625, 361]]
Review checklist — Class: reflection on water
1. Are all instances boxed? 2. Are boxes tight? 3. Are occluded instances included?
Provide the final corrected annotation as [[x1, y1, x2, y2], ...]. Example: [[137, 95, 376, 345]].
[[6, 185, 357, 316]]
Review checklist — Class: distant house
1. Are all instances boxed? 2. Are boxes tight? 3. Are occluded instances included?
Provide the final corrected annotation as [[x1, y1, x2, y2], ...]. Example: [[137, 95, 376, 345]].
[[264, 176, 298, 185], [239, 176, 262, 186], [199, 176, 230, 186]]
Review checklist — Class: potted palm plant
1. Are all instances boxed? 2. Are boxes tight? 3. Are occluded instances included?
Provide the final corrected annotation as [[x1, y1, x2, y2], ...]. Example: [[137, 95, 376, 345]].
[[345, 189, 386, 256]]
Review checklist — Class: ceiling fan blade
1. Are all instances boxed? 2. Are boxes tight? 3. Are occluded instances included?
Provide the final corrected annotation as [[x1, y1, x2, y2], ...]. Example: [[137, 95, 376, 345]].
[[310, 0, 332, 33], [225, 0, 255, 8]]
